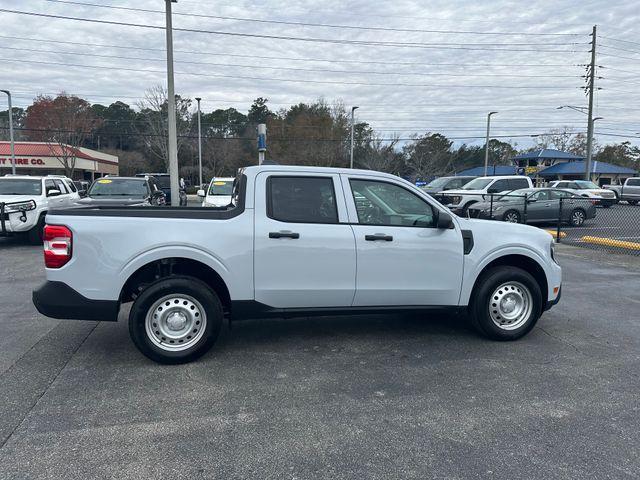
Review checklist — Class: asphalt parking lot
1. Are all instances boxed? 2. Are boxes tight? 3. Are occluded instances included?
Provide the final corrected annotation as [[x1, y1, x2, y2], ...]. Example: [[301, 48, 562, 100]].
[[1, 237, 639, 479]]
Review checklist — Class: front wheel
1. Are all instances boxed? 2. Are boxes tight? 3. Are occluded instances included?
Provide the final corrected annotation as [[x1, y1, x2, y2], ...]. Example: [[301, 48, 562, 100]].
[[129, 276, 223, 364], [502, 210, 521, 223], [26, 214, 46, 244], [468, 266, 543, 340], [570, 208, 586, 226]]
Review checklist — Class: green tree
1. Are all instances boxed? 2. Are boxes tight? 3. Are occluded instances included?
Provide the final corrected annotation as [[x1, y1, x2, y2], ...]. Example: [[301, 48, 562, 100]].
[[403, 133, 454, 180], [247, 97, 272, 124], [596, 141, 640, 169]]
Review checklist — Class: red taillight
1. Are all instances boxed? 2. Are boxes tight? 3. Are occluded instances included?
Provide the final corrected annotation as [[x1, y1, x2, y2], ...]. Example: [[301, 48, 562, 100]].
[[43, 225, 72, 268]]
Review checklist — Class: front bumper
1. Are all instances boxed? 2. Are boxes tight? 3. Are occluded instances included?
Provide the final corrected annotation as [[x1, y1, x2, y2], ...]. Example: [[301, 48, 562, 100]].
[[33, 281, 120, 322], [0, 204, 38, 235], [544, 285, 562, 311]]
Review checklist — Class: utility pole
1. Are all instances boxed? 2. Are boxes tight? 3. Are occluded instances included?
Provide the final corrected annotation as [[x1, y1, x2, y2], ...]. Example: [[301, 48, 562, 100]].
[[584, 25, 597, 181], [0, 90, 16, 175], [484, 111, 497, 176], [257, 124, 266, 165], [165, 0, 180, 206], [350, 106, 359, 169], [195, 97, 203, 187]]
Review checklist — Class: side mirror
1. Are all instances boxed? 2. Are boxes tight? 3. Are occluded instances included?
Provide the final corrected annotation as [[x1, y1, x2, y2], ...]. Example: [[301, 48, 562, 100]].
[[436, 211, 454, 229], [47, 189, 61, 197], [197, 189, 206, 197]]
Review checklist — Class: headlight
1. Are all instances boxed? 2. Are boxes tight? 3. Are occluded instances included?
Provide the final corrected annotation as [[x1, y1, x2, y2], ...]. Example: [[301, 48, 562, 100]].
[[4, 200, 36, 213]]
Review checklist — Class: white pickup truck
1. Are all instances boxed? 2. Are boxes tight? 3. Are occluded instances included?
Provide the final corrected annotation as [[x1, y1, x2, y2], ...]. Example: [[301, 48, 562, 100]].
[[604, 177, 640, 205], [33, 165, 562, 364]]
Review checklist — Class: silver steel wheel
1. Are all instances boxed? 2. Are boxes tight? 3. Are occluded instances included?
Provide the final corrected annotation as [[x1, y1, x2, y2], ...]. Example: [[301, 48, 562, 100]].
[[571, 209, 585, 226], [145, 294, 207, 352], [504, 211, 520, 223], [488, 281, 533, 331]]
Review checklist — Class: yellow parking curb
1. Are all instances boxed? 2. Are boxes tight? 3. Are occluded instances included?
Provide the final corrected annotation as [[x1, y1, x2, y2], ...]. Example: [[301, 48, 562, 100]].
[[581, 236, 640, 250], [545, 230, 567, 239]]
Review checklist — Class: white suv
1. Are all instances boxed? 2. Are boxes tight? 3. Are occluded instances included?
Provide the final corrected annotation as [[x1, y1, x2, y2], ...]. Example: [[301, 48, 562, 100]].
[[438, 175, 534, 214], [0, 175, 79, 243]]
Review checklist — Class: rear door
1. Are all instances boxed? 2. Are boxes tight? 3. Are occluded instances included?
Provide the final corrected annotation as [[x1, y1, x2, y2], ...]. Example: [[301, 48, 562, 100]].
[[253, 172, 356, 308], [626, 178, 640, 199], [343, 174, 464, 306]]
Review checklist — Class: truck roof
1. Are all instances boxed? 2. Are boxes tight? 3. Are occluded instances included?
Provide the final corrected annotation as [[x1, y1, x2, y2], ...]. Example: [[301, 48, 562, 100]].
[[242, 164, 399, 179]]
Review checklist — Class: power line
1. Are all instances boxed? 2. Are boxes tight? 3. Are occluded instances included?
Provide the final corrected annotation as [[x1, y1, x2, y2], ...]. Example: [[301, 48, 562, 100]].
[[600, 44, 640, 56], [0, 57, 582, 89], [0, 8, 585, 52], [0, 34, 581, 69], [0, 45, 583, 79], [42, 0, 587, 38], [598, 35, 640, 47]]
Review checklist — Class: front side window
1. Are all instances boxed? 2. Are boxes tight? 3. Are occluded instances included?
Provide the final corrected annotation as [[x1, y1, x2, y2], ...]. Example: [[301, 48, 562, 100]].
[[53, 179, 68, 194], [627, 178, 640, 186], [268, 176, 338, 224], [489, 179, 511, 192], [529, 190, 550, 201], [350, 179, 435, 227], [550, 190, 574, 199]]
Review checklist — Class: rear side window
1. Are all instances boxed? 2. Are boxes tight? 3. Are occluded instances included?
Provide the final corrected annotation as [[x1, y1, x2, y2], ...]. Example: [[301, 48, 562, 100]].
[[509, 178, 530, 190], [65, 179, 77, 192], [267, 176, 338, 224]]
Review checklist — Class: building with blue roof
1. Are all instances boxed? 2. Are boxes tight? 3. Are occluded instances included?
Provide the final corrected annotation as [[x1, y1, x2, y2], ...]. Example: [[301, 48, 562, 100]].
[[536, 160, 637, 185], [454, 165, 519, 177]]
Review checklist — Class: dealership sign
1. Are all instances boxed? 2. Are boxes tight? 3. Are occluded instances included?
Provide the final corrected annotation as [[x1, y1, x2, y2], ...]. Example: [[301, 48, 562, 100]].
[[0, 157, 48, 166]]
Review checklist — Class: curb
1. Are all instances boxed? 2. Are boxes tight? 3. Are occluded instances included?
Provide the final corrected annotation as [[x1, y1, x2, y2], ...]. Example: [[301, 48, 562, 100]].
[[581, 236, 640, 251]]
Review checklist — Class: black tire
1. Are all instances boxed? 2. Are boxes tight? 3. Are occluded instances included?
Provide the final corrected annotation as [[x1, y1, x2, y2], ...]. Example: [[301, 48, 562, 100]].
[[502, 209, 521, 223], [628, 200, 638, 206], [129, 276, 223, 364], [460, 202, 476, 215], [26, 213, 46, 244], [569, 208, 586, 227], [468, 266, 543, 341]]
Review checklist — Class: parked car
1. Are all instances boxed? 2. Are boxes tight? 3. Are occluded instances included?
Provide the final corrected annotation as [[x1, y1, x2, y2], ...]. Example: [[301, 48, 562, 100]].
[[76, 176, 166, 207], [419, 176, 476, 196], [548, 180, 616, 207], [438, 175, 534, 214], [32, 165, 562, 364], [135, 173, 187, 205], [198, 177, 235, 207], [0, 175, 79, 243], [467, 188, 596, 226], [603, 177, 640, 205], [73, 180, 90, 197]]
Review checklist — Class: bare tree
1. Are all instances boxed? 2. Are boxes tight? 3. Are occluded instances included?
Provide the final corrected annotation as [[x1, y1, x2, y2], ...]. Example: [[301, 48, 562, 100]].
[[24, 93, 101, 177], [136, 85, 193, 169], [535, 127, 576, 152]]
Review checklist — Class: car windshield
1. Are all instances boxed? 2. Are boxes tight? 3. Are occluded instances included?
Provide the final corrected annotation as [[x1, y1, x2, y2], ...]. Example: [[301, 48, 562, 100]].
[[462, 178, 493, 190], [0, 178, 42, 195], [425, 177, 450, 188], [88, 178, 148, 197], [574, 180, 600, 189], [208, 180, 234, 196]]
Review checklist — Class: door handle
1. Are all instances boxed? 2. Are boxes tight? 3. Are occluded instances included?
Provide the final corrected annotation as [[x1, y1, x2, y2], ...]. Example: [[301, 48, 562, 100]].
[[269, 231, 300, 239], [365, 234, 393, 241]]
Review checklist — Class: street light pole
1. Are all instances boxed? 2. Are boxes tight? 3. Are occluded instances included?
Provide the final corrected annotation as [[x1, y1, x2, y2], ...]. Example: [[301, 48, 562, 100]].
[[165, 0, 180, 206], [195, 97, 203, 188], [1, 89, 16, 175], [484, 111, 497, 176], [350, 106, 359, 169]]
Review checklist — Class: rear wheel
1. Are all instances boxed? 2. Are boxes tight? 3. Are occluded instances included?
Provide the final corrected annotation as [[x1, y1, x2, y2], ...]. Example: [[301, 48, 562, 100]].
[[468, 266, 543, 340], [129, 276, 223, 364]]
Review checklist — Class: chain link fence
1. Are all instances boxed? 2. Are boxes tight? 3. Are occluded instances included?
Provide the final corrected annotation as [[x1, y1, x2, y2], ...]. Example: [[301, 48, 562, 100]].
[[433, 191, 640, 256]]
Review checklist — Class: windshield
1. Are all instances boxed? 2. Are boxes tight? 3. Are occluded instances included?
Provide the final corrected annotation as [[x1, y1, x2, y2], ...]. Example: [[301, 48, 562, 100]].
[[88, 178, 148, 197], [574, 180, 600, 189], [462, 178, 493, 190], [208, 180, 234, 196], [425, 177, 450, 188], [0, 179, 42, 195]]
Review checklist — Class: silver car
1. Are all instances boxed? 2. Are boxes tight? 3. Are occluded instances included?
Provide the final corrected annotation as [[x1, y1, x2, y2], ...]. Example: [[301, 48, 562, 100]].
[[467, 188, 597, 226]]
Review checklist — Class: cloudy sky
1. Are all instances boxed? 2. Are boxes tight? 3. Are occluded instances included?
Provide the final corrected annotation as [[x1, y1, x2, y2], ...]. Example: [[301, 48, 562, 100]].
[[0, 0, 638, 148]]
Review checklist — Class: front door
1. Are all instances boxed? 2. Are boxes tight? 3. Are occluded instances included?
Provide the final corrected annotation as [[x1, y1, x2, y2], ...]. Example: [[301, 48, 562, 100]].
[[526, 189, 557, 222], [253, 172, 357, 309], [342, 175, 464, 307]]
